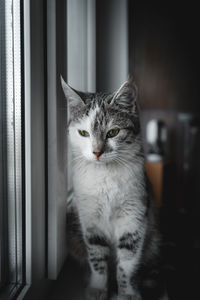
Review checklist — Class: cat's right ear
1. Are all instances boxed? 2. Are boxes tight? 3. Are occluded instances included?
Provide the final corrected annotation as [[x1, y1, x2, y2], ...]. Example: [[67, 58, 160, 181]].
[[60, 76, 85, 109]]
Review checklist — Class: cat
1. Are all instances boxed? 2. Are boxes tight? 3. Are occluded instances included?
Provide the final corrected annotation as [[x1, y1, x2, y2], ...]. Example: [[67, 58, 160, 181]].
[[61, 77, 161, 300]]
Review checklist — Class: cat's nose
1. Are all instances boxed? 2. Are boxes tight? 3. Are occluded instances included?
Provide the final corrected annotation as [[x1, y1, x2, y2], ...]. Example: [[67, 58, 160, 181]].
[[93, 151, 103, 159]]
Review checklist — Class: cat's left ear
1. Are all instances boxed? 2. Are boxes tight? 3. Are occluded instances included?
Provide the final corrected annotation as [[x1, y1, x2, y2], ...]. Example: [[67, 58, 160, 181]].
[[60, 75, 85, 109], [110, 81, 138, 113]]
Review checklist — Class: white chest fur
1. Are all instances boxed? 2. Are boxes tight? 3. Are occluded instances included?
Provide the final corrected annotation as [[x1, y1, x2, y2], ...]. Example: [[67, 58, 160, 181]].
[[72, 161, 145, 239]]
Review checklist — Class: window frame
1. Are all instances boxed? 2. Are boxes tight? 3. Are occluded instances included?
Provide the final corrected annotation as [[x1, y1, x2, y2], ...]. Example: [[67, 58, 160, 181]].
[[0, 0, 7, 289], [0, 0, 25, 298], [1, 0, 129, 298]]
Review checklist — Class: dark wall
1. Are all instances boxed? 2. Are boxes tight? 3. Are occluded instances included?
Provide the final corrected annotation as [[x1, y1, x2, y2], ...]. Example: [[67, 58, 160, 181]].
[[129, 2, 200, 112], [129, 4, 200, 298]]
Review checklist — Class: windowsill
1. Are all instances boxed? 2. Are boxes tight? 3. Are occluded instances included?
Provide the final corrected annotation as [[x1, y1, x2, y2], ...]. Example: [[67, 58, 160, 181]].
[[20, 257, 169, 300], [17, 284, 31, 300], [0, 283, 26, 300]]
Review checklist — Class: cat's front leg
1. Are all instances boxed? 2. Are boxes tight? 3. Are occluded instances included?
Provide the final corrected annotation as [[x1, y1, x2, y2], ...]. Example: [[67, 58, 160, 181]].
[[115, 221, 145, 300], [84, 229, 110, 300]]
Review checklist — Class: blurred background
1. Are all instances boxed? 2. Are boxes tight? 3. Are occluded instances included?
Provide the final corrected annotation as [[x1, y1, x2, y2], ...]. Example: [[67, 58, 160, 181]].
[[0, 0, 199, 299], [130, 3, 200, 300]]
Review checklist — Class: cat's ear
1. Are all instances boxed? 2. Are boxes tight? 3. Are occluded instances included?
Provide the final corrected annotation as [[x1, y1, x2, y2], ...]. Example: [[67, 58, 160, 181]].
[[110, 81, 138, 113], [60, 75, 85, 109]]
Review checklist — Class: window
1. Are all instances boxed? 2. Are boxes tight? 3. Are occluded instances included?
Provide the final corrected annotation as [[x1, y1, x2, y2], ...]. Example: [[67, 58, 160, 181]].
[[1, 0, 129, 298], [0, 0, 25, 298], [1, 1, 69, 296]]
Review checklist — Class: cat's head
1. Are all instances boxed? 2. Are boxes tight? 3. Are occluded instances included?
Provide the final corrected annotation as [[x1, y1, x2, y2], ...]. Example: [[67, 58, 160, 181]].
[[61, 77, 141, 164]]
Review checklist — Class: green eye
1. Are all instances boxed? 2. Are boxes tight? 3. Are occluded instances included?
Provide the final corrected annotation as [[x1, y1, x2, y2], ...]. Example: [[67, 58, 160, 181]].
[[107, 128, 120, 138], [78, 130, 90, 137]]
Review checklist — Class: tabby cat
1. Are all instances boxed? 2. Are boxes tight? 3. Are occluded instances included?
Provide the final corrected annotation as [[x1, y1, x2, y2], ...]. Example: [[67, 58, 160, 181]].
[[61, 77, 160, 300]]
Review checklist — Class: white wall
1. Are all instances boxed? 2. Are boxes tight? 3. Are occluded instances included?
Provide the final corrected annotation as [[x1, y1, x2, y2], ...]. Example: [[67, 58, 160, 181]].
[[67, 0, 96, 92], [96, 0, 128, 92], [67, 0, 128, 93]]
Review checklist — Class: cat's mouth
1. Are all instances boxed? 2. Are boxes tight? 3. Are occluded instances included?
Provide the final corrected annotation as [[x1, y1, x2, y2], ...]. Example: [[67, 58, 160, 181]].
[[93, 156, 103, 163], [92, 154, 115, 164]]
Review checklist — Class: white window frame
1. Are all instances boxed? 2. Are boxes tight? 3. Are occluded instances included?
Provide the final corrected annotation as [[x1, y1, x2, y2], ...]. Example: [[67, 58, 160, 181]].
[[21, 0, 68, 293], [19, 1, 47, 297], [0, 0, 25, 298], [46, 0, 68, 279]]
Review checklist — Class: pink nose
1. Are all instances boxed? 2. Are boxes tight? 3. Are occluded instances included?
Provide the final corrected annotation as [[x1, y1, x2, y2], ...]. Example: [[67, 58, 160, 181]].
[[93, 151, 103, 159]]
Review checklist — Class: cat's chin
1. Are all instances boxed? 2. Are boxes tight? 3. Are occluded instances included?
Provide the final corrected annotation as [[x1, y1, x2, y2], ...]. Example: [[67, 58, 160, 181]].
[[92, 157, 116, 165], [84, 157, 111, 164], [91, 158, 105, 164]]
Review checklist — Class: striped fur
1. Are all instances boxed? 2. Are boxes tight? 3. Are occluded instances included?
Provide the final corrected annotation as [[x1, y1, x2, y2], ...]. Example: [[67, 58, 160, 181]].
[[62, 79, 160, 300]]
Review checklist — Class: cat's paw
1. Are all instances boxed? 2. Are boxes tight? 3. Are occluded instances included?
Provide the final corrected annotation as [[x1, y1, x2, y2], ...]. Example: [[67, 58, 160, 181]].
[[117, 294, 142, 300], [117, 296, 133, 300], [85, 287, 108, 300]]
